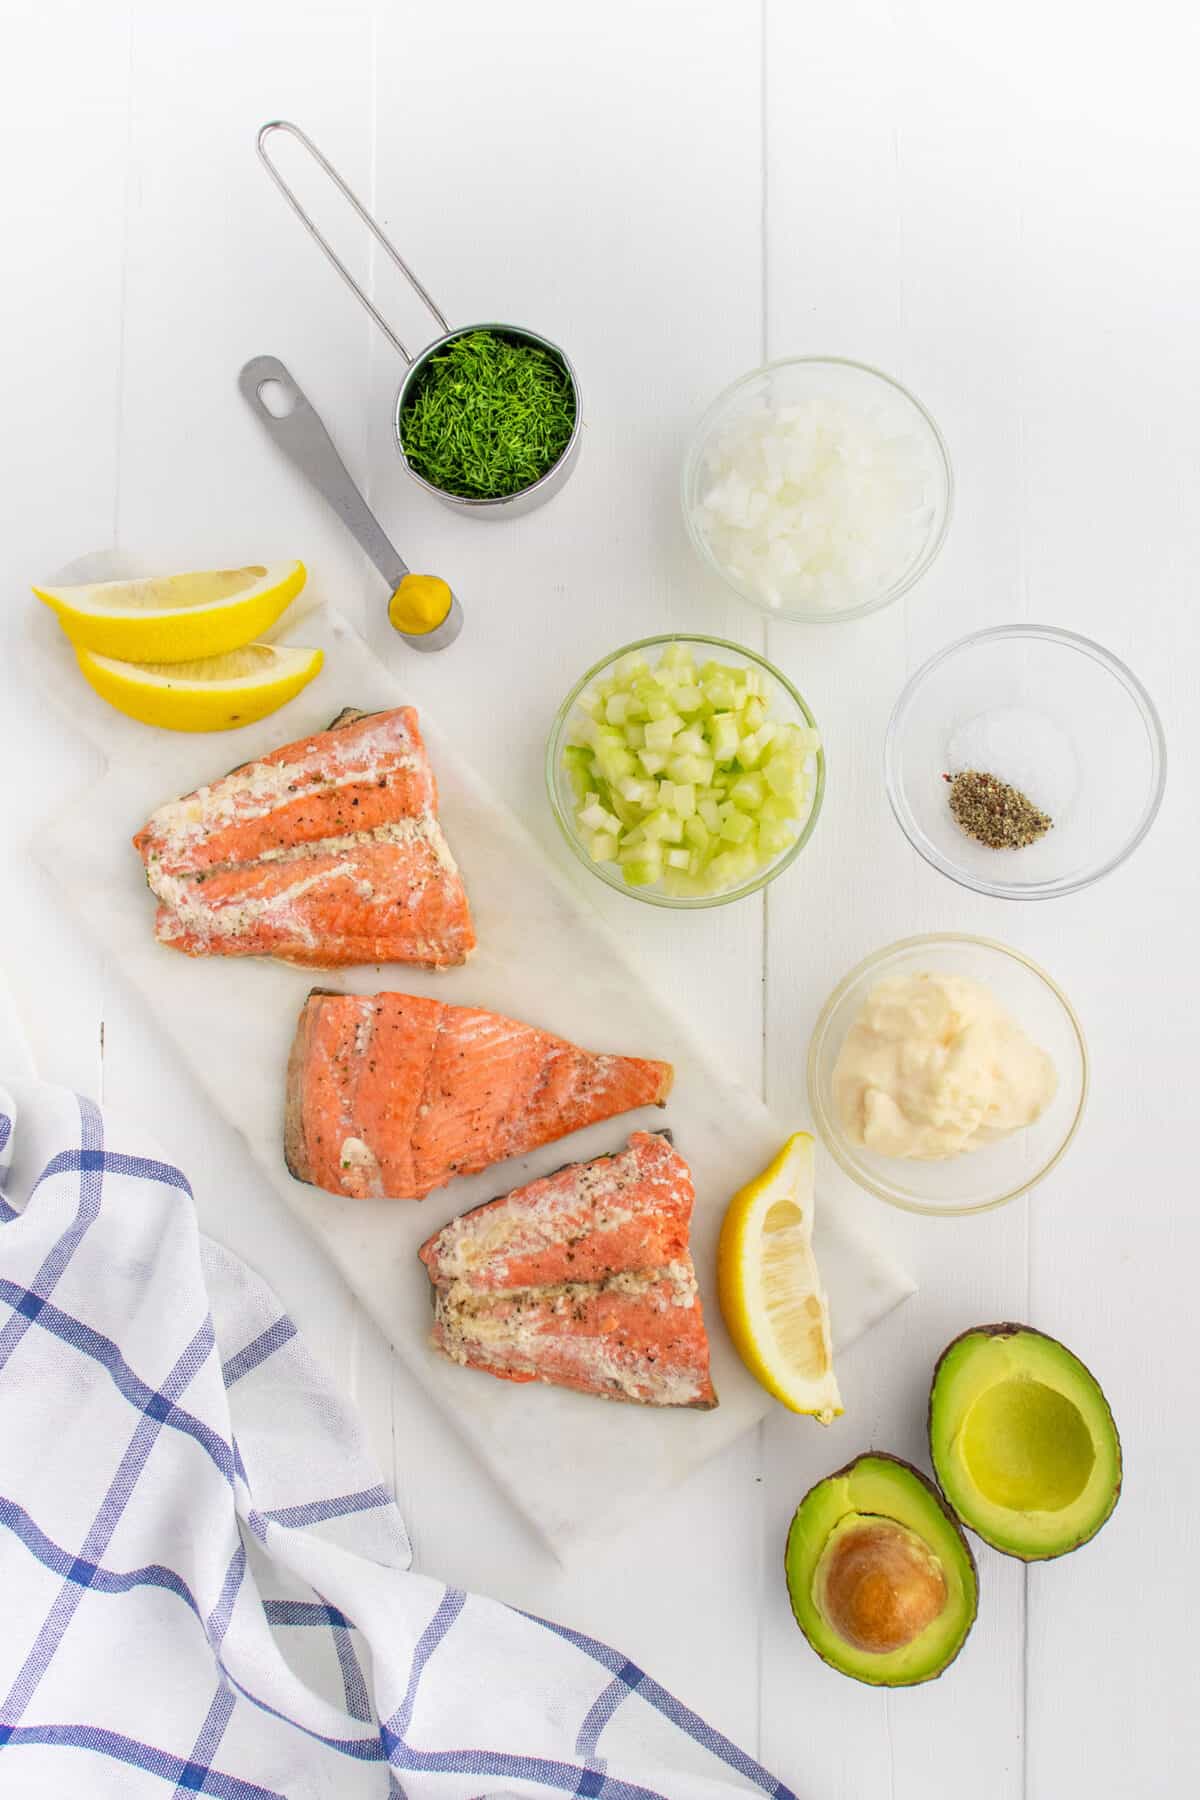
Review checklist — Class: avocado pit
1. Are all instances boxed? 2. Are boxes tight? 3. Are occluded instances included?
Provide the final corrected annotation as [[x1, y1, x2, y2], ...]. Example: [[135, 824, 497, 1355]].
[[814, 1514, 948, 1654], [785, 1452, 978, 1686]]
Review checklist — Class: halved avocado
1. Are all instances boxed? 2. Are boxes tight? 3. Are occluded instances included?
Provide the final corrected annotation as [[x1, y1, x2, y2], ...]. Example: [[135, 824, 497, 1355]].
[[929, 1323, 1121, 1560], [785, 1452, 978, 1686]]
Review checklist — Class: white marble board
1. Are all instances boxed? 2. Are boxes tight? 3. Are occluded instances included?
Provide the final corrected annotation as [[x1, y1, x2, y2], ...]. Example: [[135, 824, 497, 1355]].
[[32, 592, 913, 1559]]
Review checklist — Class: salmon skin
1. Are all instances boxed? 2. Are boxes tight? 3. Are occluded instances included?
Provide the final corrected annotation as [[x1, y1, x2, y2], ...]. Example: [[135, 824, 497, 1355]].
[[284, 989, 674, 1201], [132, 707, 475, 970], [419, 1132, 717, 1409]]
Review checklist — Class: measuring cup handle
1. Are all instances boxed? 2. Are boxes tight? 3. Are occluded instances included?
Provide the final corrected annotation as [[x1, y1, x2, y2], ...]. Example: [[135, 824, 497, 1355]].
[[257, 120, 449, 364], [238, 356, 409, 592]]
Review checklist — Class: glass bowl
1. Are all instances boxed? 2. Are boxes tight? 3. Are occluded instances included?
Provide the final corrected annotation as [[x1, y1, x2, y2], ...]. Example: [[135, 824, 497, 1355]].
[[546, 634, 825, 909], [885, 625, 1166, 900], [807, 934, 1088, 1216], [681, 356, 952, 623]]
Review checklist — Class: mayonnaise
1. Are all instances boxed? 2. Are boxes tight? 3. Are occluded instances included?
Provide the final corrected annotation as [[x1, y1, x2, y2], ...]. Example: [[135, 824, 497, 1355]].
[[832, 972, 1057, 1160]]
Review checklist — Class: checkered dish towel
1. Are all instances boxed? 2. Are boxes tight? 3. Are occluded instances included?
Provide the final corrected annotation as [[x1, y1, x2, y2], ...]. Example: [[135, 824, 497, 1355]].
[[0, 1078, 795, 1800]]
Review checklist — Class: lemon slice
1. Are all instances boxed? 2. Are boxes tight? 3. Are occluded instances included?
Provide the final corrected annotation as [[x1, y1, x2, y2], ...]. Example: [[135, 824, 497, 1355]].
[[717, 1132, 842, 1422], [75, 642, 323, 733], [34, 562, 306, 663]]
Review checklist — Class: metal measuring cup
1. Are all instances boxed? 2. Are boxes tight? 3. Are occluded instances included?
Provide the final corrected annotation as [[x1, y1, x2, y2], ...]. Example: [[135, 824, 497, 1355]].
[[257, 121, 583, 518]]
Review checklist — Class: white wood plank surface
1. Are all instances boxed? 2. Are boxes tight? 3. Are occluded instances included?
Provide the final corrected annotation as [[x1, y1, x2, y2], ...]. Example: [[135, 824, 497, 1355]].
[[2, 2, 1197, 1794]]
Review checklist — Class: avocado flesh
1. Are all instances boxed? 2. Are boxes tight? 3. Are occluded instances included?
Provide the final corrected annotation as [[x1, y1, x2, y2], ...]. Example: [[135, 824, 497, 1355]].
[[929, 1324, 1121, 1560], [785, 1453, 978, 1687]]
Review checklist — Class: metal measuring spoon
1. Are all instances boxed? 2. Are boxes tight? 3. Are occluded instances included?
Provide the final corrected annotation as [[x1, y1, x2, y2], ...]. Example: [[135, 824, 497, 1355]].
[[238, 355, 463, 652]]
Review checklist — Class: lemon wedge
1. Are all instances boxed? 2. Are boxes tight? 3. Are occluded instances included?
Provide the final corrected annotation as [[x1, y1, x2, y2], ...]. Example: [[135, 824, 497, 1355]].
[[34, 562, 306, 663], [75, 642, 323, 732], [717, 1132, 842, 1422]]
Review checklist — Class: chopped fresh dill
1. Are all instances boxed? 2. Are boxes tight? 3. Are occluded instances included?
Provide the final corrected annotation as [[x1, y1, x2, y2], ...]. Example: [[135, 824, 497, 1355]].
[[399, 328, 576, 499]]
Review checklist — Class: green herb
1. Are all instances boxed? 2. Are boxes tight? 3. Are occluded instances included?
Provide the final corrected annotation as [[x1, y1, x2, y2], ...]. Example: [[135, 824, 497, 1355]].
[[399, 328, 576, 499], [944, 768, 1052, 850]]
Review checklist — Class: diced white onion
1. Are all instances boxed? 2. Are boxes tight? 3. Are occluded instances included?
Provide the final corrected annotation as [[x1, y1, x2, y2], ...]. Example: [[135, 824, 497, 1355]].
[[694, 393, 937, 613]]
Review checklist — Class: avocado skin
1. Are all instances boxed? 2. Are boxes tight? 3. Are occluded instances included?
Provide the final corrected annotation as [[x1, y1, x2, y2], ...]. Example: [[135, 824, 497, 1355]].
[[928, 1322, 1123, 1562], [785, 1451, 979, 1687]]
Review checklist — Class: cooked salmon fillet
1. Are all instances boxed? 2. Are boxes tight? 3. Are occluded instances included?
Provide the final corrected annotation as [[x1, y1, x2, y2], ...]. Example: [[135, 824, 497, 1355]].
[[419, 1133, 717, 1409], [284, 990, 674, 1201], [133, 707, 474, 969], [420, 1126, 692, 1293]]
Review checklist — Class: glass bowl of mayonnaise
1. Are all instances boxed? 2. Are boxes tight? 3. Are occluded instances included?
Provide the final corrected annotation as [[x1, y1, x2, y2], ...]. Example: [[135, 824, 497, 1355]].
[[807, 934, 1088, 1215]]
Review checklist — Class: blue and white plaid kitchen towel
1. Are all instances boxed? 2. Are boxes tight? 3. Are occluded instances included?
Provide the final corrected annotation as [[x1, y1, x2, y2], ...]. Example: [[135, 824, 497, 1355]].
[[0, 1077, 796, 1800]]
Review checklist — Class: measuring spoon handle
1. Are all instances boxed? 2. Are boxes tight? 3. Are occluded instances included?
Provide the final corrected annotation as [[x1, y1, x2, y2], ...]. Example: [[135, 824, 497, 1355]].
[[239, 356, 409, 592]]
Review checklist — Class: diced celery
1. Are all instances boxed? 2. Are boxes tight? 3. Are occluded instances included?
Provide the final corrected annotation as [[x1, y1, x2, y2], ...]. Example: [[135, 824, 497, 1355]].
[[719, 809, 755, 844], [730, 772, 766, 813], [706, 847, 756, 890], [644, 713, 684, 750], [617, 775, 657, 807], [643, 808, 684, 844], [756, 821, 796, 858], [764, 756, 802, 799], [578, 800, 621, 835], [735, 723, 777, 769], [667, 753, 714, 786], [618, 833, 662, 862], [563, 745, 596, 804], [595, 745, 636, 782], [702, 671, 738, 709], [561, 641, 818, 898], [707, 713, 741, 762], [772, 723, 808, 757]]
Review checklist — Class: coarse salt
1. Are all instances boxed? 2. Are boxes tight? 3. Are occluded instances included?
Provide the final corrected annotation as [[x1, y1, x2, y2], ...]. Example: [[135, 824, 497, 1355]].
[[946, 708, 1078, 822]]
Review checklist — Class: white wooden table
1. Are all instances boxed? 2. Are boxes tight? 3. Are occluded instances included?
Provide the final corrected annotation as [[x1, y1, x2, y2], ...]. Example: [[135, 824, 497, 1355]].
[[2, 3, 1196, 1794]]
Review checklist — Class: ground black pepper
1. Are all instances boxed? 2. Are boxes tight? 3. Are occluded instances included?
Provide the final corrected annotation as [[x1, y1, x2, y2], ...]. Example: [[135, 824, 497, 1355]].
[[944, 768, 1052, 850]]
